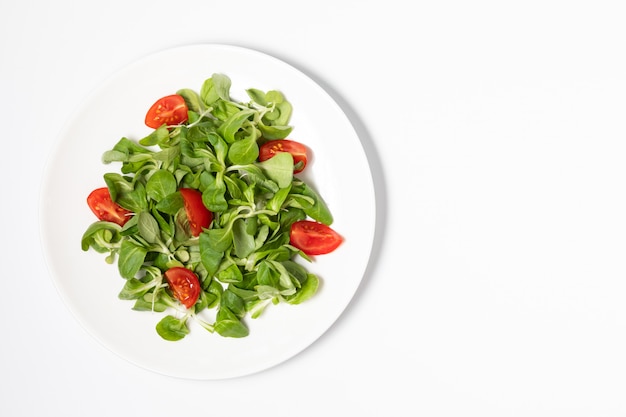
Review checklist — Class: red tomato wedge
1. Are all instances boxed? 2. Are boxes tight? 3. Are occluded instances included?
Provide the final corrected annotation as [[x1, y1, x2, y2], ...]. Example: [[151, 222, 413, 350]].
[[87, 187, 133, 226], [180, 188, 213, 237], [145, 94, 189, 129], [164, 267, 201, 309], [259, 139, 308, 173], [290, 220, 343, 255]]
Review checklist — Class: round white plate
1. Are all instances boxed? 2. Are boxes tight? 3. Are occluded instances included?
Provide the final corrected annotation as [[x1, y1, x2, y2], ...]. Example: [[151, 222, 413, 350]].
[[40, 44, 375, 380]]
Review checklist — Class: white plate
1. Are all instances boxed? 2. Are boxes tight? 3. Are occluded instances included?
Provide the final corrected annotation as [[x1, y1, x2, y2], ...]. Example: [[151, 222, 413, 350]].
[[39, 44, 375, 380]]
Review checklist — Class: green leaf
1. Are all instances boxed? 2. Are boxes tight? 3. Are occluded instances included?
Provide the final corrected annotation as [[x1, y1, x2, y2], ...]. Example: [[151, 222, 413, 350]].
[[102, 149, 128, 164], [104, 173, 149, 212], [118, 239, 148, 279], [228, 136, 259, 165], [200, 78, 219, 106], [199, 171, 228, 212], [267, 184, 291, 212], [132, 294, 169, 312], [278, 207, 306, 232], [137, 212, 160, 244], [269, 260, 296, 292], [254, 224, 270, 251], [118, 277, 157, 300], [216, 263, 243, 284], [255, 285, 280, 302], [256, 260, 279, 288], [227, 285, 258, 303], [156, 315, 190, 341], [246, 88, 267, 106], [232, 218, 255, 258], [200, 235, 224, 277], [176, 88, 205, 113], [217, 109, 255, 143], [286, 274, 319, 305], [207, 132, 228, 166], [139, 125, 170, 146], [299, 182, 333, 225], [221, 289, 246, 319], [153, 146, 180, 168], [257, 152, 293, 189], [155, 192, 184, 215], [215, 306, 249, 338], [263, 93, 292, 125], [146, 169, 177, 202], [151, 208, 172, 237], [206, 279, 224, 308], [281, 260, 309, 285], [204, 227, 233, 252], [212, 73, 232, 101], [212, 100, 241, 121], [258, 123, 292, 140], [200, 73, 232, 106], [224, 175, 245, 201], [105, 137, 151, 161], [81, 221, 123, 252]]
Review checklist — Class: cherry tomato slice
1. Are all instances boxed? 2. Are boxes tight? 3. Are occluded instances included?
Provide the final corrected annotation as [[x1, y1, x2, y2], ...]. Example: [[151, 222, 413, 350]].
[[164, 267, 201, 309], [87, 187, 133, 226], [259, 139, 308, 173], [290, 220, 343, 255], [180, 188, 213, 237], [145, 94, 189, 129]]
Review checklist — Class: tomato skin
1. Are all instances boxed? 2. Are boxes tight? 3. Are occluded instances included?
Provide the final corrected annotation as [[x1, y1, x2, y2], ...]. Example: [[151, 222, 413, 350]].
[[259, 139, 308, 173], [87, 187, 133, 226], [180, 188, 213, 237], [164, 267, 201, 309], [145, 94, 189, 129], [289, 220, 343, 255]]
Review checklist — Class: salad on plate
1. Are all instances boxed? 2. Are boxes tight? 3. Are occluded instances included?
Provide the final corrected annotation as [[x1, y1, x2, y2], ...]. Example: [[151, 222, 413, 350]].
[[81, 73, 343, 341]]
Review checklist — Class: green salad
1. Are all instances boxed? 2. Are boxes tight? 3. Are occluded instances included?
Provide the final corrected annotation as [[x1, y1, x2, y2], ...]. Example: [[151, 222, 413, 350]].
[[81, 74, 343, 341]]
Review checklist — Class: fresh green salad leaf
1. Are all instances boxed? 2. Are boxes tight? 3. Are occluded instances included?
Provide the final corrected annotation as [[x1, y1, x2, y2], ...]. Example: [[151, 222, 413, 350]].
[[81, 74, 340, 341]]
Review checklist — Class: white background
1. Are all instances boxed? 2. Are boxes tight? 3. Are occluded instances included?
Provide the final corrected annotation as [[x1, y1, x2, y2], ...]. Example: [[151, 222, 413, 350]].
[[2, 1, 626, 416]]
